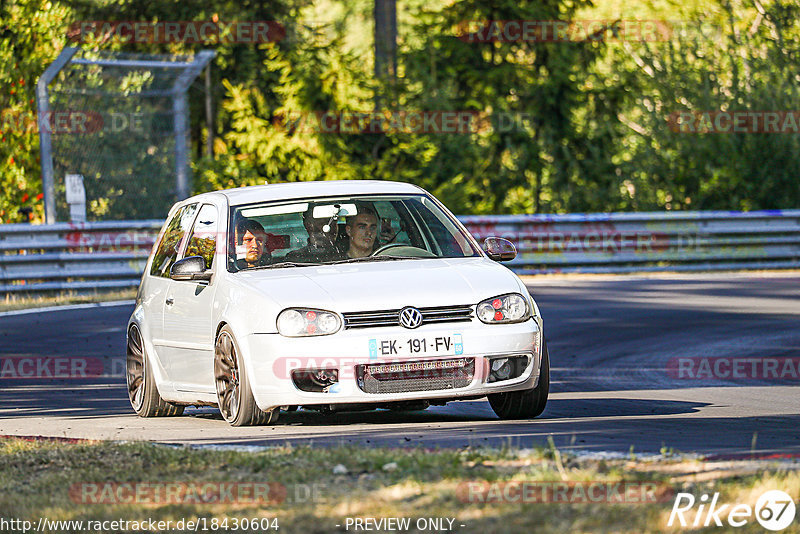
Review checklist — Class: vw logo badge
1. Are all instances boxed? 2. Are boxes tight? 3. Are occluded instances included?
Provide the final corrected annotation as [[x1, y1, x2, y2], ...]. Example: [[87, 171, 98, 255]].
[[399, 307, 423, 329]]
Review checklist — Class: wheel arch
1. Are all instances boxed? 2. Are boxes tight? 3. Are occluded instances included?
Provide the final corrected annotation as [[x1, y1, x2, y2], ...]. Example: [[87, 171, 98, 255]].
[[215, 321, 228, 339]]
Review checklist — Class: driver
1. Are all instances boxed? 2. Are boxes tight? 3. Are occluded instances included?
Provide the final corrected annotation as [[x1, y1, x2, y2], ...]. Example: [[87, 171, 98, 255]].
[[235, 219, 271, 269], [344, 204, 379, 258], [284, 206, 344, 263]]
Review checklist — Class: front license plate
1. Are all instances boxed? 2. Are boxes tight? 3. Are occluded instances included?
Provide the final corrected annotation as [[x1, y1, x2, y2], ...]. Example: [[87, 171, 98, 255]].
[[368, 334, 463, 359]]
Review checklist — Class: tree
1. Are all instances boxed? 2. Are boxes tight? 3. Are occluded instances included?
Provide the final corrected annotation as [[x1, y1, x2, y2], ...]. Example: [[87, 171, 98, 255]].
[[613, 0, 800, 210], [0, 0, 72, 223]]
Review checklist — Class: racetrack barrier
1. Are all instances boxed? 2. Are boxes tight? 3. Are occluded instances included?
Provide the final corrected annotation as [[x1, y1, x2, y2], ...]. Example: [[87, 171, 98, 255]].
[[460, 209, 800, 274], [0, 220, 160, 293], [1, 210, 798, 293]]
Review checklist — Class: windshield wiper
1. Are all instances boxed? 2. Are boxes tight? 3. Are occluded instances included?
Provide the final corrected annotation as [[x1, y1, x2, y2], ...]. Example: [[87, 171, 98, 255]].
[[331, 255, 424, 264], [250, 261, 323, 270]]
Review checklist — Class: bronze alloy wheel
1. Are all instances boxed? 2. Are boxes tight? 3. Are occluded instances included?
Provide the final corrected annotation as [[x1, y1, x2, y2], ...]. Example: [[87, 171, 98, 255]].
[[214, 330, 240, 422], [126, 324, 184, 417], [214, 325, 278, 426], [126, 324, 145, 412]]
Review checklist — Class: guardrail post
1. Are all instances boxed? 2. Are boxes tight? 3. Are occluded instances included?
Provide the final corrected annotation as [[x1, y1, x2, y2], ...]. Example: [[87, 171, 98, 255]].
[[37, 47, 79, 224]]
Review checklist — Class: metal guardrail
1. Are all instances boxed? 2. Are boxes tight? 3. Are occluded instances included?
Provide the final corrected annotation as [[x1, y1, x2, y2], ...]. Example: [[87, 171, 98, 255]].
[[461, 209, 800, 274], [0, 221, 160, 293], [1, 210, 798, 293]]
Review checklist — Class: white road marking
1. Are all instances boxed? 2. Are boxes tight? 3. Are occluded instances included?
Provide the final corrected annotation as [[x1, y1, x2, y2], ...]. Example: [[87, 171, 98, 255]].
[[0, 300, 135, 318]]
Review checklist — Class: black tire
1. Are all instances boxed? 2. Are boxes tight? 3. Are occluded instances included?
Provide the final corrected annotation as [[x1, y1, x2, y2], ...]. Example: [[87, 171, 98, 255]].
[[488, 338, 550, 419], [126, 324, 184, 417], [214, 325, 279, 427]]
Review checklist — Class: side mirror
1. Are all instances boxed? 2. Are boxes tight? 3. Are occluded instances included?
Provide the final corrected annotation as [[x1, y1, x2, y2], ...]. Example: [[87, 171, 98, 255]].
[[483, 237, 517, 262], [170, 256, 213, 282]]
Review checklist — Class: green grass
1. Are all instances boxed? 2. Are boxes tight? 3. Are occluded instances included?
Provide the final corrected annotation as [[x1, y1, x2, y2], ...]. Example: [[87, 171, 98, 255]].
[[0, 438, 797, 533]]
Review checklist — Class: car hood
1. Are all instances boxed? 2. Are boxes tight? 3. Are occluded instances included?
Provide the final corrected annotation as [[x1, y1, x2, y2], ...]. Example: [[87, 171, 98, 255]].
[[233, 257, 524, 312]]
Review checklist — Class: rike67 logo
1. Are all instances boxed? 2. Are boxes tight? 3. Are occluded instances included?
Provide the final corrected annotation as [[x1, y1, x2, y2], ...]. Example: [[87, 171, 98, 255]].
[[668, 490, 796, 531]]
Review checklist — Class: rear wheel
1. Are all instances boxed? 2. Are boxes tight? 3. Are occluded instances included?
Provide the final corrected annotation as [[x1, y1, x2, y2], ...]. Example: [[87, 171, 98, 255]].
[[126, 324, 184, 417], [214, 325, 278, 426], [488, 338, 550, 419]]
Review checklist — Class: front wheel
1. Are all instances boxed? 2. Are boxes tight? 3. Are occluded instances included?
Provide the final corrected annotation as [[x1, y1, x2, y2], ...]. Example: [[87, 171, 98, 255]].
[[126, 324, 184, 417], [214, 325, 278, 426], [488, 338, 550, 419]]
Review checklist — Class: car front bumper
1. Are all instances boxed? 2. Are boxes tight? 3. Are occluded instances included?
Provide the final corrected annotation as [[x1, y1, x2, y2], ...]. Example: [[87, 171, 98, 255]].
[[240, 319, 543, 411]]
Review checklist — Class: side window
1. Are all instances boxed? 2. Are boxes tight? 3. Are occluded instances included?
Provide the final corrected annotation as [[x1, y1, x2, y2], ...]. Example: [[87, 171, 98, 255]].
[[185, 204, 219, 270], [149, 203, 198, 278]]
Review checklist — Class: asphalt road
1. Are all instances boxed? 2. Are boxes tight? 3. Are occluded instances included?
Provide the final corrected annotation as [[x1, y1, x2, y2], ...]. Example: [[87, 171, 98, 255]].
[[1, 272, 798, 457]]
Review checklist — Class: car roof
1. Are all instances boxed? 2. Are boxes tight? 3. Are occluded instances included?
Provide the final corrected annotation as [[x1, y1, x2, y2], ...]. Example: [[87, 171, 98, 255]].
[[186, 180, 426, 207]]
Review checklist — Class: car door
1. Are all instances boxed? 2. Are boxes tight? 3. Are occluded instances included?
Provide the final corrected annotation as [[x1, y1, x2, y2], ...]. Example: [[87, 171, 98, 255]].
[[146, 203, 198, 372], [161, 202, 221, 393]]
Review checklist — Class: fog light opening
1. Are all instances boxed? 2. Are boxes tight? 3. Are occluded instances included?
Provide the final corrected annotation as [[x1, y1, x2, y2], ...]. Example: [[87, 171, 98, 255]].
[[291, 368, 340, 392], [491, 358, 512, 380], [311, 368, 338, 388], [488, 355, 530, 383]]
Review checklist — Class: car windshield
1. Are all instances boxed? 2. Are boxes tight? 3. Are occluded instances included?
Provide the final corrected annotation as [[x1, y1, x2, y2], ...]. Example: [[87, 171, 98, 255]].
[[228, 194, 480, 271]]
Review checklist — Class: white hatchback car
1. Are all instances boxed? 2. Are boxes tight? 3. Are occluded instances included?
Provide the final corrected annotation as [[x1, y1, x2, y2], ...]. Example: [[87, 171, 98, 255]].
[[127, 180, 549, 426]]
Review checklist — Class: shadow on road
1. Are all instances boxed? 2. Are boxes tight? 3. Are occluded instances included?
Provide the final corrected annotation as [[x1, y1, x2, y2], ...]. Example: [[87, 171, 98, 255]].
[[158, 410, 800, 457]]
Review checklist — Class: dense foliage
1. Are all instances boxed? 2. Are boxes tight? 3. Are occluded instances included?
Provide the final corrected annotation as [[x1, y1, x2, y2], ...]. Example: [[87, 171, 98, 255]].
[[2, 0, 799, 221]]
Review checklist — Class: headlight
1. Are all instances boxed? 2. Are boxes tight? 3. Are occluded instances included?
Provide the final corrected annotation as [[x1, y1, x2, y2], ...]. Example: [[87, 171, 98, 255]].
[[476, 293, 530, 324], [277, 308, 342, 337]]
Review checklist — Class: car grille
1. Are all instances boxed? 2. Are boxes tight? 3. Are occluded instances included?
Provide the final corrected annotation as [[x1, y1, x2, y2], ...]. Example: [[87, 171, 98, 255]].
[[343, 305, 474, 329], [356, 357, 475, 394]]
